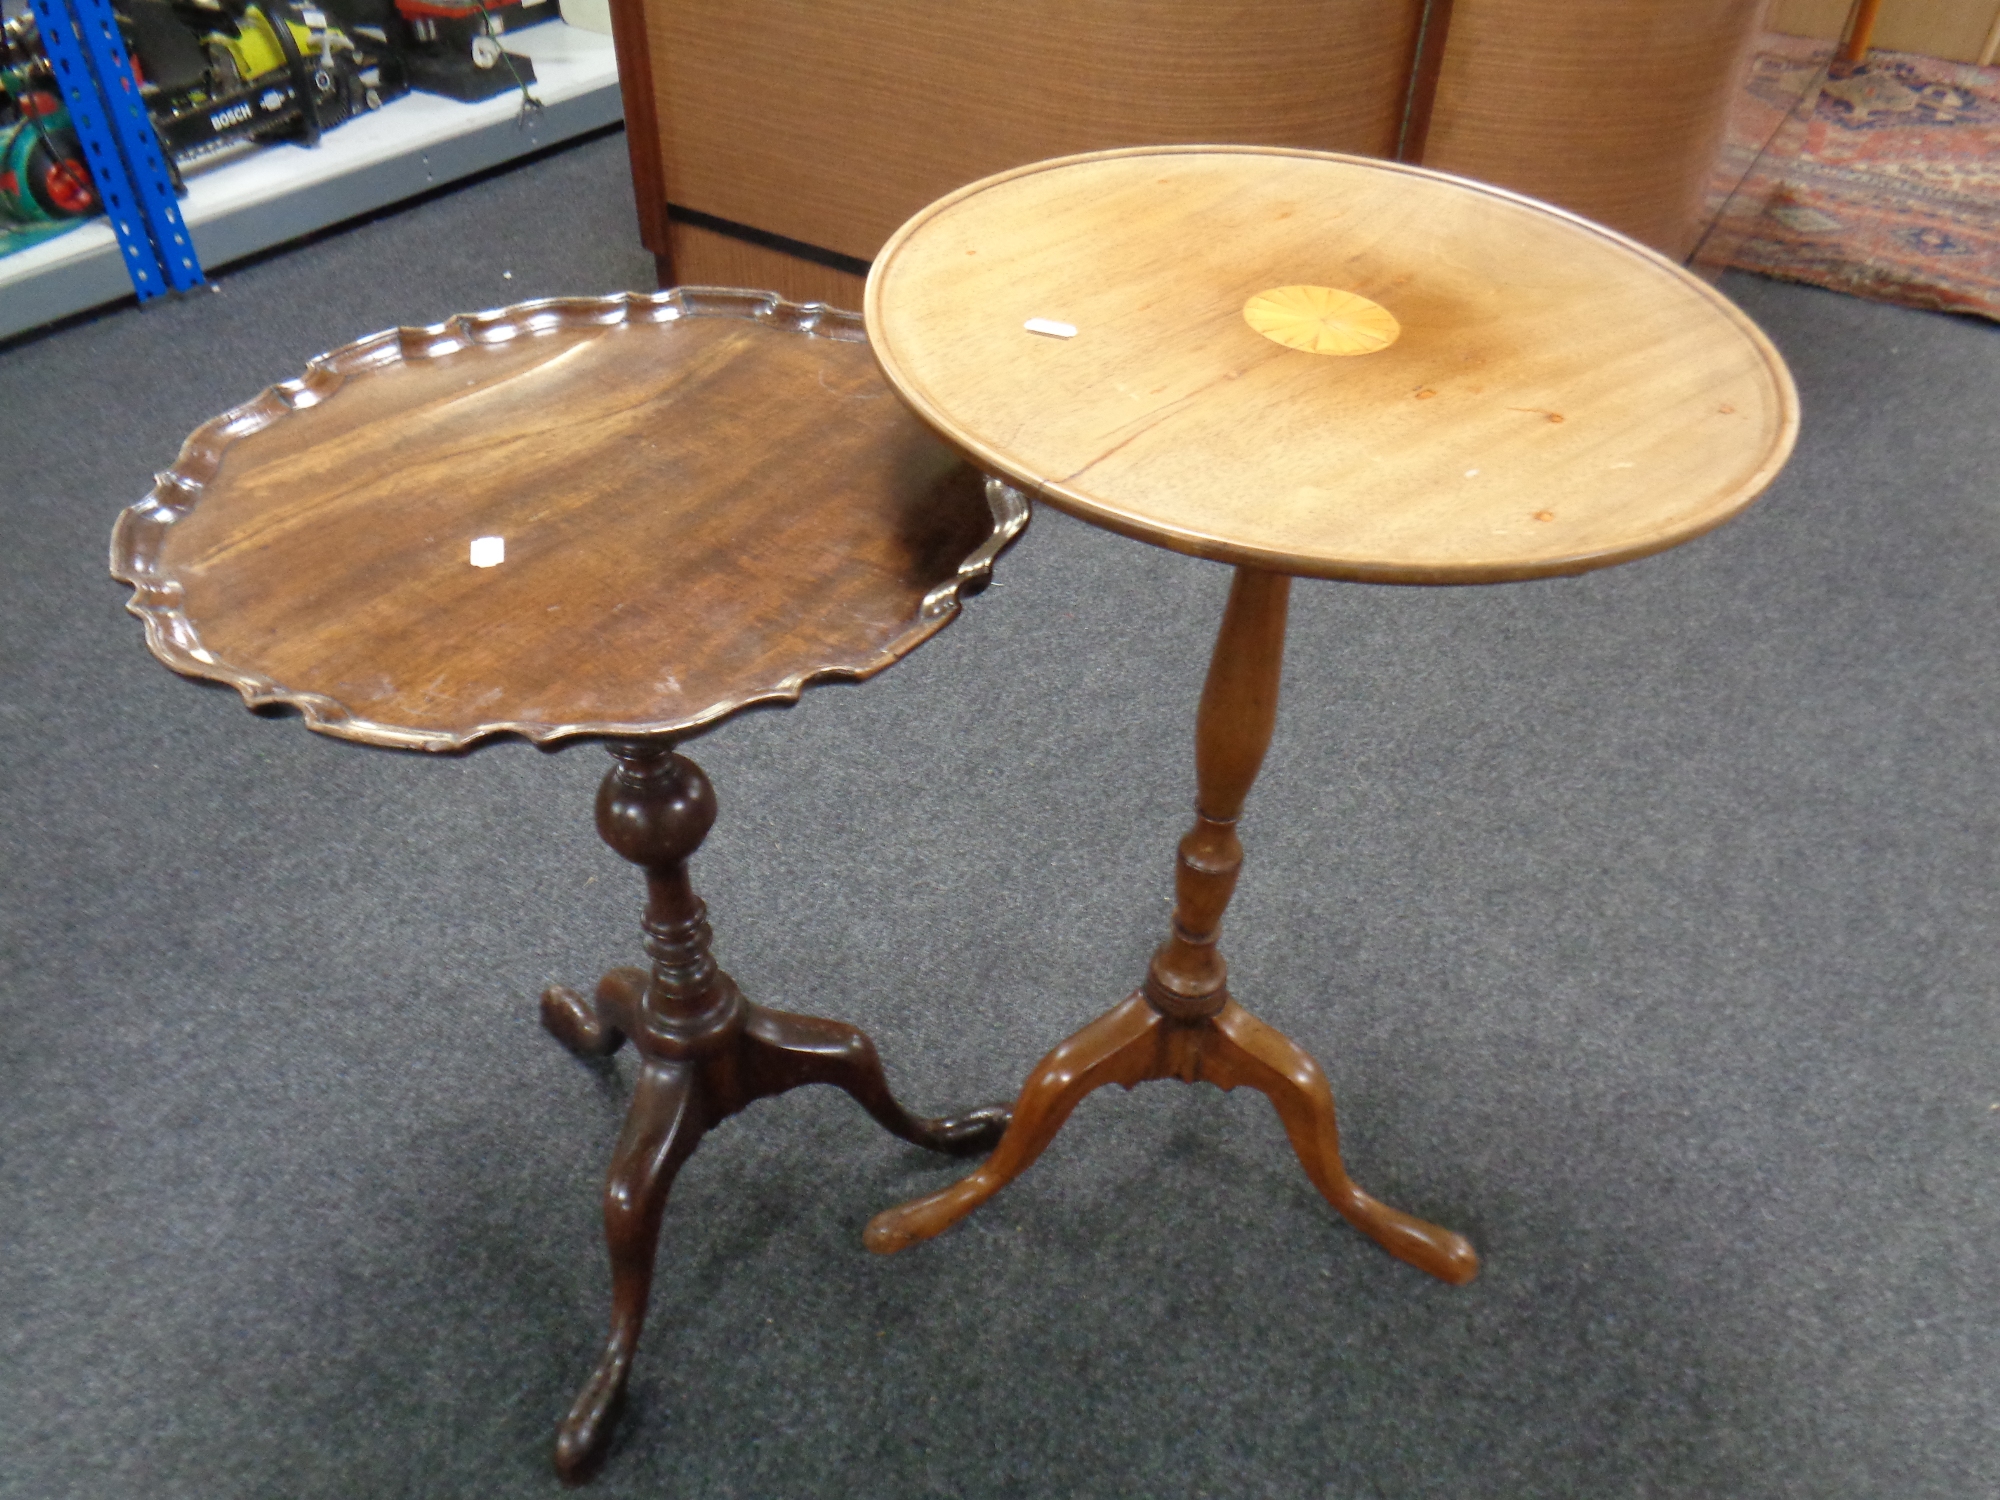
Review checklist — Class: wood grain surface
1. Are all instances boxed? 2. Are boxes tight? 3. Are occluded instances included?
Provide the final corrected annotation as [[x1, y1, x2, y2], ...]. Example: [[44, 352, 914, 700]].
[[668, 219, 867, 311], [645, 0, 1423, 265], [867, 147, 1798, 584], [1422, 0, 1766, 257], [112, 291, 1027, 751]]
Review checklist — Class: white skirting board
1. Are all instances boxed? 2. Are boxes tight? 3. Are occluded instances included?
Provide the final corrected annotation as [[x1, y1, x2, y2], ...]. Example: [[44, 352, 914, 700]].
[[0, 19, 621, 342]]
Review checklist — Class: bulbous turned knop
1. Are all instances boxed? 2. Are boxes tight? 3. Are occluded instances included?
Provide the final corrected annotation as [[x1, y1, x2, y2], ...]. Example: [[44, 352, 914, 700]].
[[595, 747, 716, 870]]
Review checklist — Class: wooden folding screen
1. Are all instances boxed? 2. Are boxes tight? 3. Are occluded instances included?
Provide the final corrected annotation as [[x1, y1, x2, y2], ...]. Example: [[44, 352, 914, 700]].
[[1422, 0, 1767, 261], [605, 0, 1768, 304]]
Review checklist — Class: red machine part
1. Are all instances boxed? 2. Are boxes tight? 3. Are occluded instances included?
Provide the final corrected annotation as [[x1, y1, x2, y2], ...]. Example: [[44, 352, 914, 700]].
[[393, 0, 497, 17], [39, 152, 94, 212]]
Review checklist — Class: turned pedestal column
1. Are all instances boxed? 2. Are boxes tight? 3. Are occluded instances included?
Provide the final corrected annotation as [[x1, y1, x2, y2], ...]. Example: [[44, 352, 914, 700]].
[[541, 744, 1006, 1479], [864, 569, 1478, 1283]]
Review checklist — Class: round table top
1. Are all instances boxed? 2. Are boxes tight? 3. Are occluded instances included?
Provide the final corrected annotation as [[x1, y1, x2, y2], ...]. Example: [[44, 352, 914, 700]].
[[866, 147, 1799, 584], [112, 291, 1025, 751]]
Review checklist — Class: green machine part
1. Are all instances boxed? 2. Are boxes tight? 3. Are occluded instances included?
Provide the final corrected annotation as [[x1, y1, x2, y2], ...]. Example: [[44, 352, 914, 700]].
[[0, 94, 97, 224]]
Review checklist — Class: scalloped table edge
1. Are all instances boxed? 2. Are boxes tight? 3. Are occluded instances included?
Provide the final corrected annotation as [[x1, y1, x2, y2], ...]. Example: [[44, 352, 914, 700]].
[[110, 287, 1032, 753]]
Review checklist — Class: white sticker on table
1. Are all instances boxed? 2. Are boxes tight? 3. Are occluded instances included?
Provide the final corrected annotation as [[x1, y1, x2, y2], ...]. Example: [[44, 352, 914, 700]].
[[1024, 318, 1077, 339], [470, 536, 505, 568]]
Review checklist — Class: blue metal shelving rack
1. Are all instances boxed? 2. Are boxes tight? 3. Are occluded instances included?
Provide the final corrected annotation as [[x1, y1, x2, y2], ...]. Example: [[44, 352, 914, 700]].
[[26, 0, 202, 300], [1, 18, 622, 340]]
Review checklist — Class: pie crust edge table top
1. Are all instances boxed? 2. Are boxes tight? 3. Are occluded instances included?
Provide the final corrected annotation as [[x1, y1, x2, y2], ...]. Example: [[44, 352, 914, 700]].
[[865, 146, 1800, 584], [112, 289, 1028, 752], [107, 288, 1032, 1480]]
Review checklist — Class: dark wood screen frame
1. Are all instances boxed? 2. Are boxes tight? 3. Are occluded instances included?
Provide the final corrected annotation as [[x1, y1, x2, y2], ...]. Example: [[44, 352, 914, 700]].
[[606, 0, 672, 282]]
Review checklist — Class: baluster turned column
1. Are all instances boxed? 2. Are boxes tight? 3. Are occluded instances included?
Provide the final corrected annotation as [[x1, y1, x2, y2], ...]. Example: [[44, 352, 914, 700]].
[[1145, 567, 1290, 1022]]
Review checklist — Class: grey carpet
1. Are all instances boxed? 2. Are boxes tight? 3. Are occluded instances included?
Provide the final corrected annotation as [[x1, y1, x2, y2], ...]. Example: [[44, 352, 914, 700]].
[[2, 127, 1995, 1499]]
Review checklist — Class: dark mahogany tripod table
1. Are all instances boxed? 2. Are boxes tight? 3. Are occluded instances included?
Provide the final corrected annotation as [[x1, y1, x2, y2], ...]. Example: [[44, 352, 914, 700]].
[[861, 147, 1799, 1277], [111, 290, 1026, 1481]]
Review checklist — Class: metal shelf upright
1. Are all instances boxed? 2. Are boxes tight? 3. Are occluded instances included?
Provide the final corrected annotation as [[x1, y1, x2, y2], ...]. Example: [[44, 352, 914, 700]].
[[25, 0, 203, 300]]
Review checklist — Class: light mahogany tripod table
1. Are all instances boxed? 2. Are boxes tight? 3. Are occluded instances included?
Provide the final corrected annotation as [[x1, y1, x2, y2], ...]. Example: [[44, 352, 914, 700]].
[[861, 146, 1799, 1279], [109, 289, 1028, 1482]]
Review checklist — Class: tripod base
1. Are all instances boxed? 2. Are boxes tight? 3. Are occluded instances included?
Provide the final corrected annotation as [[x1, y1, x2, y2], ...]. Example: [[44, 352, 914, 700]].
[[863, 990, 1478, 1287], [542, 743, 1008, 1482], [543, 966, 1008, 1481]]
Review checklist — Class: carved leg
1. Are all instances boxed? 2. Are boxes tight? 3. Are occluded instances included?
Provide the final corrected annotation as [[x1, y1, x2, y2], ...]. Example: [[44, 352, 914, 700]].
[[1202, 1002, 1479, 1284], [865, 993, 1166, 1253], [555, 1060, 703, 1483], [741, 1005, 1010, 1156], [540, 968, 646, 1060], [543, 744, 1019, 1476]]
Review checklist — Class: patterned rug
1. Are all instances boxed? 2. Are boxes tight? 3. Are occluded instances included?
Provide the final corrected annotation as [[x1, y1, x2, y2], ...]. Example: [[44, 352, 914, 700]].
[[1700, 34, 2000, 321]]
